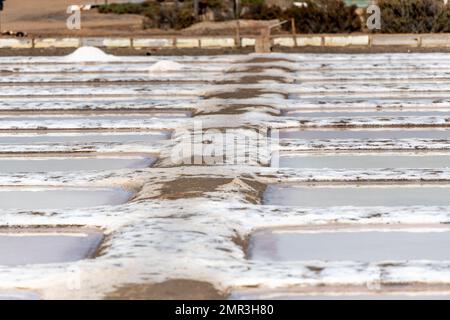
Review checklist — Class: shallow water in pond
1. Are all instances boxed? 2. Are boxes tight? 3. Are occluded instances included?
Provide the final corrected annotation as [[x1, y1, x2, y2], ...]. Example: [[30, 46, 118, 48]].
[[0, 188, 132, 210], [249, 229, 450, 262], [0, 291, 40, 300], [0, 156, 156, 173], [264, 184, 450, 207], [0, 132, 169, 145], [277, 154, 450, 169], [279, 129, 450, 140], [0, 230, 103, 266]]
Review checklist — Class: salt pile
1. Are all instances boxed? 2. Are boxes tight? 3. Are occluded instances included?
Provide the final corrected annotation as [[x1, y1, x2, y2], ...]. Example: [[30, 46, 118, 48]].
[[64, 47, 119, 62], [148, 61, 185, 73]]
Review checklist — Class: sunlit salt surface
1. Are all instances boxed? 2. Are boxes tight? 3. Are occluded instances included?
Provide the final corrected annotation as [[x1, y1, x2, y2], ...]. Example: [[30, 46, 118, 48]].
[[0, 229, 103, 266], [0, 113, 191, 121], [0, 83, 200, 98], [0, 97, 197, 112], [0, 188, 132, 210], [0, 132, 169, 145], [263, 184, 450, 207], [277, 153, 450, 169], [248, 228, 450, 262], [0, 156, 156, 173], [279, 129, 450, 140], [231, 289, 450, 300], [284, 111, 450, 118]]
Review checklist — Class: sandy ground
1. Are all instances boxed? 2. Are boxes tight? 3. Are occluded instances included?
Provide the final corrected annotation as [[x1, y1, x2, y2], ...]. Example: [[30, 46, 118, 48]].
[[0, 0, 277, 37], [105, 280, 227, 300], [1, 0, 145, 36]]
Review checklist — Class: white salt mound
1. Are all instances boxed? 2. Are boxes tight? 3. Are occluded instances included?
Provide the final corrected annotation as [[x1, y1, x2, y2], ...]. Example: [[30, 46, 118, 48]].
[[148, 61, 185, 73], [64, 46, 119, 62]]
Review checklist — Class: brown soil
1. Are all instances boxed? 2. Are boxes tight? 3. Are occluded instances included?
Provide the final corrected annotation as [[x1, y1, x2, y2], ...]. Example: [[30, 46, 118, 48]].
[[1, 0, 144, 37], [105, 279, 227, 300], [141, 176, 266, 204], [194, 104, 279, 116], [204, 88, 288, 100], [216, 75, 291, 85], [158, 177, 234, 200], [227, 65, 295, 74], [240, 177, 267, 204], [245, 57, 296, 64], [231, 233, 250, 257]]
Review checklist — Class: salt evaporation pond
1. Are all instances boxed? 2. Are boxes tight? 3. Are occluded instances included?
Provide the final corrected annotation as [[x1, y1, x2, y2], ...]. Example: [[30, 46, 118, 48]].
[[0, 188, 132, 210], [0, 229, 103, 266], [0, 132, 170, 145], [284, 111, 450, 118], [279, 129, 450, 140], [248, 228, 450, 262], [0, 156, 156, 173], [277, 153, 450, 169], [263, 184, 450, 207], [0, 113, 190, 121]]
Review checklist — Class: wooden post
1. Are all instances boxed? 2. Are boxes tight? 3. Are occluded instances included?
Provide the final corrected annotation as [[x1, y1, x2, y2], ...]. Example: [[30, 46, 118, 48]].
[[255, 27, 271, 53], [235, 20, 241, 48], [291, 18, 297, 47]]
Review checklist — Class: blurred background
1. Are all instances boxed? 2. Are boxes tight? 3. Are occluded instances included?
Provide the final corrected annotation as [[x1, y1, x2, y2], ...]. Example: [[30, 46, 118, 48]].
[[0, 0, 449, 37]]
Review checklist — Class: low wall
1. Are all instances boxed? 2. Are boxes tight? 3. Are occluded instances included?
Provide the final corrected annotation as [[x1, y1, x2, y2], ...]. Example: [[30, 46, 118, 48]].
[[1, 34, 450, 49]]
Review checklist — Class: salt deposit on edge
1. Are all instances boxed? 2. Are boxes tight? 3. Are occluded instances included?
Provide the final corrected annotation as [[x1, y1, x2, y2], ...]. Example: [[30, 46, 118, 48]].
[[148, 61, 185, 73], [64, 47, 119, 63]]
